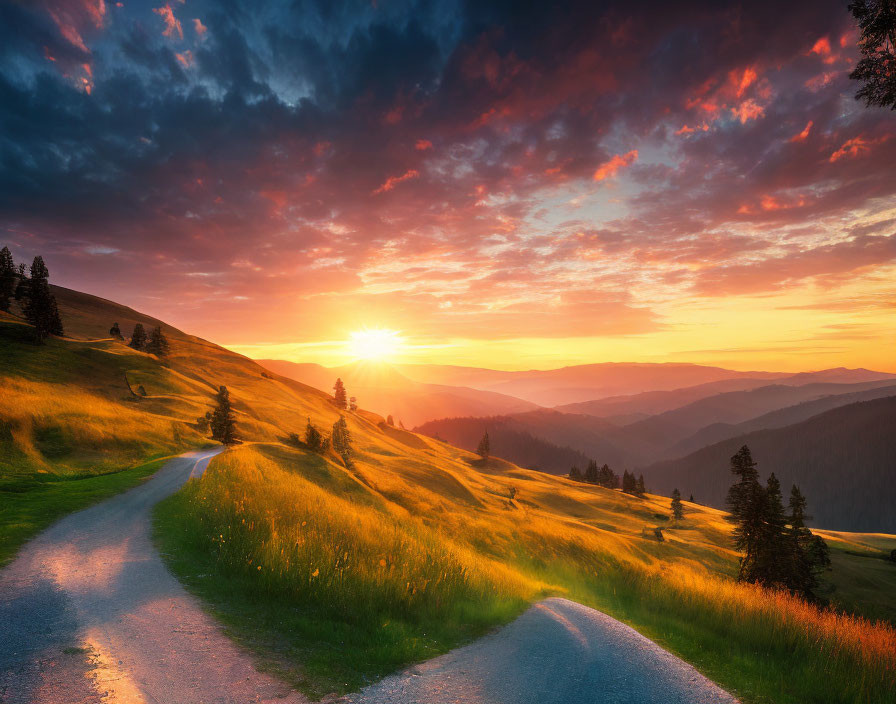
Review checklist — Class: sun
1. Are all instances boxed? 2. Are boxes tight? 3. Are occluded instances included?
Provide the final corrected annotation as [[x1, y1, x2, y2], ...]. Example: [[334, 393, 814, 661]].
[[348, 328, 402, 361]]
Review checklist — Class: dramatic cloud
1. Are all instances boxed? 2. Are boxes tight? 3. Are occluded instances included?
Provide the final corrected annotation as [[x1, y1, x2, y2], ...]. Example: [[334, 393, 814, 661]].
[[0, 0, 893, 369]]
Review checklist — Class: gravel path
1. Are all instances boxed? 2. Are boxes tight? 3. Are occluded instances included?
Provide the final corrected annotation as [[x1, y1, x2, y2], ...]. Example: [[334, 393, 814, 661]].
[[342, 597, 739, 704], [0, 448, 307, 704]]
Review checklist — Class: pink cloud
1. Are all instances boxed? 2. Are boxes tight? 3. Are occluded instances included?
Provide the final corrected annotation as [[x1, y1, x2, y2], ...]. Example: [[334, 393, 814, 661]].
[[593, 150, 638, 181], [830, 136, 889, 163], [731, 99, 764, 123], [192, 18, 207, 39], [789, 121, 813, 143], [153, 4, 183, 41], [372, 169, 419, 195], [415, 139, 433, 151]]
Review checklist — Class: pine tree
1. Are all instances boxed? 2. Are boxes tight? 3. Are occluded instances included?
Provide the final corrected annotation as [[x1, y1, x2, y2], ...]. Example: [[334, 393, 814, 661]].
[[636, 474, 646, 495], [476, 431, 490, 459], [597, 463, 619, 489], [333, 378, 347, 409], [386, 414, 394, 426], [622, 470, 637, 494], [210, 385, 238, 445], [785, 485, 830, 600], [110, 322, 123, 340], [584, 459, 599, 483], [130, 323, 148, 350], [13, 263, 28, 301], [23, 256, 63, 342], [332, 416, 352, 466], [689, 494, 695, 503], [569, 466, 583, 481], [146, 325, 170, 356], [671, 488, 684, 520], [753, 473, 789, 587], [0, 246, 15, 312], [196, 414, 210, 434], [726, 445, 765, 582], [349, 396, 358, 411], [304, 417, 324, 452]]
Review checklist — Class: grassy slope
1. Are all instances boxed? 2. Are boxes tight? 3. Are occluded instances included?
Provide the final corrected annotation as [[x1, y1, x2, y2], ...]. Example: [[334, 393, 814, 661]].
[[2, 291, 894, 703]]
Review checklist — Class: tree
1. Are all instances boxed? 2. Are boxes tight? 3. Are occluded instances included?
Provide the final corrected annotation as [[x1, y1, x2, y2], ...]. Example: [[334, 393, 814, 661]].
[[569, 465, 583, 481], [110, 322, 123, 340], [584, 459, 599, 483], [13, 263, 28, 301], [349, 396, 358, 411], [671, 488, 684, 520], [597, 463, 619, 489], [0, 246, 15, 312], [196, 415, 210, 434], [146, 325, 170, 356], [210, 385, 238, 445], [622, 470, 637, 494], [726, 445, 765, 582], [635, 474, 646, 496], [386, 414, 394, 426], [849, 0, 896, 109], [689, 494, 695, 503], [332, 415, 352, 466], [753, 473, 789, 587], [333, 378, 347, 409], [785, 485, 831, 600], [304, 417, 326, 452], [476, 431, 490, 460], [23, 256, 63, 342], [130, 323, 148, 350]]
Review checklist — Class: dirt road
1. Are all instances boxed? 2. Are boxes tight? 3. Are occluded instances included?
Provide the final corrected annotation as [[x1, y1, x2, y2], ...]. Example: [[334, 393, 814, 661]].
[[0, 448, 306, 704]]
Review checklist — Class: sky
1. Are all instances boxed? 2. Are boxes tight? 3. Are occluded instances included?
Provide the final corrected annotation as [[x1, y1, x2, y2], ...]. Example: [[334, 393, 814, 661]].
[[0, 0, 894, 371]]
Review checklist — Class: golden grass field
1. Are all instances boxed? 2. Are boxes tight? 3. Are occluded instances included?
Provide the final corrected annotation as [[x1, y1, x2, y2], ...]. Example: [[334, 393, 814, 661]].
[[2, 288, 895, 703]]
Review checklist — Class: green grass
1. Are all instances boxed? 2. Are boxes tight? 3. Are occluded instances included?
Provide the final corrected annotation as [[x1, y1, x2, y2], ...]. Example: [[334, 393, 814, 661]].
[[154, 444, 895, 704], [154, 485, 528, 698], [0, 456, 169, 566]]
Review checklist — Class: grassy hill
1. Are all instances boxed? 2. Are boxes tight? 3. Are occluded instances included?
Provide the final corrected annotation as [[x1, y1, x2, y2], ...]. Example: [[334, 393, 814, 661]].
[[1, 287, 894, 703]]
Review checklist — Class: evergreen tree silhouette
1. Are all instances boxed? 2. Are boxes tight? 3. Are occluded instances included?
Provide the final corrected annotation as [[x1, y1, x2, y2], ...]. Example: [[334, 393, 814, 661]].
[[0, 247, 15, 312], [333, 378, 347, 409], [130, 323, 148, 350], [210, 385, 238, 445], [476, 430, 490, 460], [671, 488, 684, 520], [23, 256, 63, 342]]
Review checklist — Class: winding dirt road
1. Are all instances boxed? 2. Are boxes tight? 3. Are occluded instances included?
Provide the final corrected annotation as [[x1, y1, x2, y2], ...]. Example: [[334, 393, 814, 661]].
[[344, 598, 739, 704], [0, 448, 306, 704]]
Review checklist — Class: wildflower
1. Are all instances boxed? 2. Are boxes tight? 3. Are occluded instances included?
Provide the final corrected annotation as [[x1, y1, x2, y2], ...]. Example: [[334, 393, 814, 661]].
[[311, 568, 320, 577]]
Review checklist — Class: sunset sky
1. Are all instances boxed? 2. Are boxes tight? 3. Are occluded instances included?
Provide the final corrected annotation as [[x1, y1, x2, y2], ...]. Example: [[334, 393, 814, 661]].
[[1, 0, 894, 371]]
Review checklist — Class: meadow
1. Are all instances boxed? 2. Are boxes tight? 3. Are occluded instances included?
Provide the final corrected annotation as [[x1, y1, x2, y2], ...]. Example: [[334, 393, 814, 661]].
[[155, 442, 896, 703]]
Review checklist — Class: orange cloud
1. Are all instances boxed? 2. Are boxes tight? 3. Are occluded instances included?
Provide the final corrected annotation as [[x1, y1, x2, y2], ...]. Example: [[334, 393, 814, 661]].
[[193, 18, 207, 39], [829, 136, 889, 162], [731, 99, 764, 123], [175, 50, 193, 68], [415, 139, 433, 151], [789, 121, 813, 142], [153, 4, 183, 40], [372, 169, 419, 195], [593, 150, 638, 181], [733, 66, 757, 98]]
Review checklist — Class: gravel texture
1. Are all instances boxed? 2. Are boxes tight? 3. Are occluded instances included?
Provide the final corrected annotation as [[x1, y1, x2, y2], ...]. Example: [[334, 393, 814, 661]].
[[342, 597, 739, 704], [0, 448, 307, 704]]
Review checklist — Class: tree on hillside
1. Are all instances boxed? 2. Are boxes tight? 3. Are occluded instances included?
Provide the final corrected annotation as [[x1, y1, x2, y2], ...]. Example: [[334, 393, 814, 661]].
[[210, 385, 238, 445], [636, 474, 646, 496], [584, 459, 599, 483], [671, 488, 684, 520], [0, 246, 15, 312], [726, 445, 765, 581], [849, 0, 896, 109], [130, 323, 147, 350], [196, 414, 210, 434], [569, 465, 583, 481], [304, 417, 328, 453], [753, 473, 789, 587], [622, 469, 637, 494], [476, 430, 490, 460], [386, 414, 394, 426], [349, 395, 358, 412], [785, 485, 830, 600], [597, 463, 619, 489], [23, 256, 63, 342], [146, 325, 170, 356], [333, 378, 347, 409], [110, 322, 123, 340], [332, 415, 352, 466], [13, 263, 28, 301], [689, 494, 695, 503]]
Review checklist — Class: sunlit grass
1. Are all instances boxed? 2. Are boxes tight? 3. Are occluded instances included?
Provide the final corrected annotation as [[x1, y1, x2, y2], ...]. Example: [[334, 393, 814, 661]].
[[157, 442, 896, 702]]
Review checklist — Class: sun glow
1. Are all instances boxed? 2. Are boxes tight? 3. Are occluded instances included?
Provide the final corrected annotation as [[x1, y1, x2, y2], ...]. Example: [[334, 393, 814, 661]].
[[348, 328, 403, 361]]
